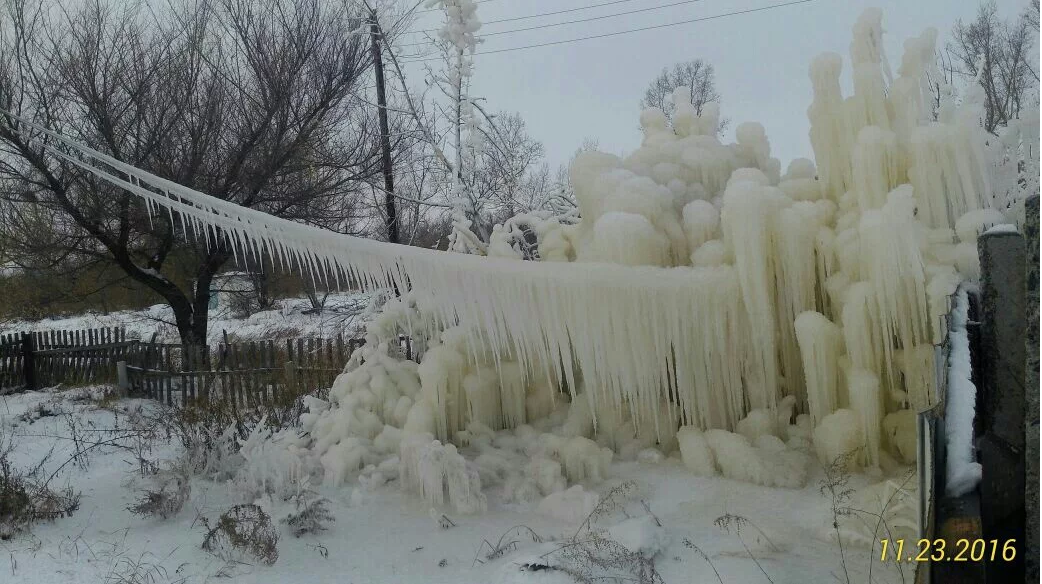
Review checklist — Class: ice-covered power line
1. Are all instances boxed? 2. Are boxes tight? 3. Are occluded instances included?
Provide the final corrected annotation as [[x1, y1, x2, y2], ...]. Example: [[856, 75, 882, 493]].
[[397, 0, 713, 49], [402, 0, 815, 62]]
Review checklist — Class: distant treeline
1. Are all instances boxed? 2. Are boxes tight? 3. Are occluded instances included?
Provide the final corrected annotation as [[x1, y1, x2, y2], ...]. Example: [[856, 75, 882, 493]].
[[0, 255, 320, 321]]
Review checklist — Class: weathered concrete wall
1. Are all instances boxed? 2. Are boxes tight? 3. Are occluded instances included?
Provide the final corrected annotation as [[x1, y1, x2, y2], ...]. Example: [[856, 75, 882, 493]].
[[977, 225, 1027, 582], [1025, 195, 1039, 583]]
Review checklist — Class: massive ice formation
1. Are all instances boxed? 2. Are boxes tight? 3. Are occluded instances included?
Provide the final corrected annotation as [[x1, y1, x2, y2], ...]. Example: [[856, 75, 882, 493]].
[[12, 10, 1030, 498], [416, 8, 1011, 480]]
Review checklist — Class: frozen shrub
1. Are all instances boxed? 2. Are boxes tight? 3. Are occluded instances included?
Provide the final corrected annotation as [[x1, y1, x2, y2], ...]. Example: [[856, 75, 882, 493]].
[[498, 481, 665, 584], [201, 504, 279, 565], [474, 525, 543, 565], [169, 400, 243, 481], [104, 552, 178, 584], [170, 371, 324, 486], [400, 433, 487, 514], [0, 434, 80, 539], [233, 419, 314, 502], [0, 467, 32, 540], [281, 493, 333, 537], [548, 531, 665, 584], [127, 465, 191, 520], [16, 400, 65, 424]]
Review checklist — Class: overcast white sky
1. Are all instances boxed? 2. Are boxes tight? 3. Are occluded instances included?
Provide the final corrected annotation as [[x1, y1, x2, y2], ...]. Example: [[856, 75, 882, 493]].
[[399, 0, 1031, 169]]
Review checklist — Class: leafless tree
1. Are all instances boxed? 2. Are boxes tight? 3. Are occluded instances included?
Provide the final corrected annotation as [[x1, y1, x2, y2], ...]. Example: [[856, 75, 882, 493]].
[[376, 46, 561, 246], [1027, 0, 1041, 27], [641, 59, 728, 133], [0, 0, 385, 345], [947, 1, 1038, 133], [469, 111, 567, 230], [392, 139, 452, 248]]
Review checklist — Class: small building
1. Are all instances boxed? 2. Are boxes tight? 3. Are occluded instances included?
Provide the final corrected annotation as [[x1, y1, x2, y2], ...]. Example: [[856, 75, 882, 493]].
[[203, 271, 257, 317]]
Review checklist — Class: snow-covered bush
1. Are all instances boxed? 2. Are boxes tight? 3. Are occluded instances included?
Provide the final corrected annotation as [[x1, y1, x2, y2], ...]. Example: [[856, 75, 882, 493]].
[[486, 211, 578, 261], [280, 491, 333, 538], [400, 432, 486, 514], [542, 528, 666, 584], [15, 398, 68, 425], [500, 482, 667, 584], [0, 431, 80, 539], [175, 414, 242, 482], [201, 504, 279, 566], [233, 418, 315, 502], [127, 464, 190, 520]]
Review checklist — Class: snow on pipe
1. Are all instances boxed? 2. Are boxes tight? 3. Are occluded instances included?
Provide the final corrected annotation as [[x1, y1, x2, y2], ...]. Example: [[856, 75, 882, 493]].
[[944, 285, 981, 497]]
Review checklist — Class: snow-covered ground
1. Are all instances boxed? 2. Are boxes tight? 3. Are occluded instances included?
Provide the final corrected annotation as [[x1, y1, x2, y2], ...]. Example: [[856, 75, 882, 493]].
[[0, 292, 374, 344], [0, 387, 916, 584]]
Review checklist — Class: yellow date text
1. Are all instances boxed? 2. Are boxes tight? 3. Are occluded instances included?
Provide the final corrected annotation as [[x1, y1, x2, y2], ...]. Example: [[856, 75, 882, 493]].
[[879, 539, 1016, 562]]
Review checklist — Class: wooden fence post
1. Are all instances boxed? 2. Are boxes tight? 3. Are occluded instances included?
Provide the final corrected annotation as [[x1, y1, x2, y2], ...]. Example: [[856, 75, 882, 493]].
[[21, 332, 35, 391]]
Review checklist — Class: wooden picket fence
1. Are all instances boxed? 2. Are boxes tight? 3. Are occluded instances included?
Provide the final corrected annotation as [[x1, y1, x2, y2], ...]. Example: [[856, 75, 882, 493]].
[[35, 328, 139, 388], [127, 336, 365, 407], [0, 333, 29, 391], [1, 327, 135, 391], [0, 326, 369, 409]]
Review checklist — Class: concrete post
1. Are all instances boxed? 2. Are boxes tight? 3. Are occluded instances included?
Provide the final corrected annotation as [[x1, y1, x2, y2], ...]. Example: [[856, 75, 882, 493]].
[[977, 225, 1026, 581], [116, 361, 129, 397], [284, 360, 297, 396]]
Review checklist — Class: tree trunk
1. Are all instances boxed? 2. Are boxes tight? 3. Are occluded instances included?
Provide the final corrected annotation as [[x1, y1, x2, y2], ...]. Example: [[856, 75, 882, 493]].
[[185, 247, 232, 347]]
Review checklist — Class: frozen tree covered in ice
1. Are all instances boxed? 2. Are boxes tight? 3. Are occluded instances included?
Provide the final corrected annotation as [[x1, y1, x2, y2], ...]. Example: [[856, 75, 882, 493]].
[[426, 0, 486, 254]]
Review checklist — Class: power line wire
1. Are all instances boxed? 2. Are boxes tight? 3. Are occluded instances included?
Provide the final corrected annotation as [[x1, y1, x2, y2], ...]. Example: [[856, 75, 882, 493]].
[[414, 0, 503, 15], [402, 0, 814, 63], [463, 0, 644, 26], [405, 0, 650, 37], [399, 0, 713, 48]]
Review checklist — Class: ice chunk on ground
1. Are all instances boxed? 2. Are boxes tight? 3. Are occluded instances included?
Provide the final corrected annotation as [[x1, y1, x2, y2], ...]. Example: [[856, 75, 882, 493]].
[[676, 426, 716, 476], [604, 515, 670, 559], [813, 408, 864, 467], [536, 485, 599, 525], [883, 409, 917, 464], [703, 429, 809, 488]]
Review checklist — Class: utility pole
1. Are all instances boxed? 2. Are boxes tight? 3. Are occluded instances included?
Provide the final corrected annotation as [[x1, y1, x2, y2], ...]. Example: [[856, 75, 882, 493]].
[[369, 10, 398, 244]]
